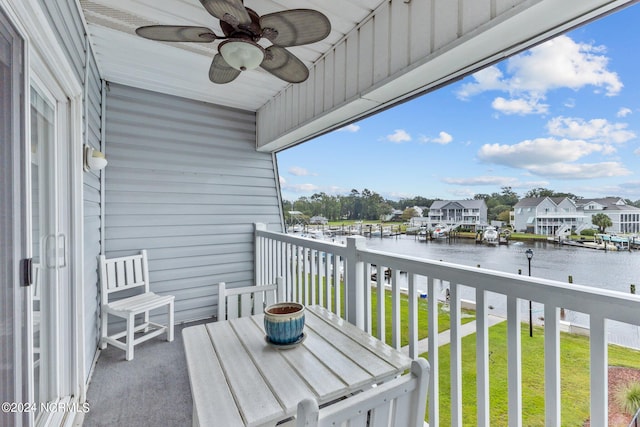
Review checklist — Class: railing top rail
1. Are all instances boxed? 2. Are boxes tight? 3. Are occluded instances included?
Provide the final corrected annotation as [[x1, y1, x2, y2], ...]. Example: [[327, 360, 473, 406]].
[[258, 229, 640, 327], [256, 229, 349, 256], [359, 246, 640, 326]]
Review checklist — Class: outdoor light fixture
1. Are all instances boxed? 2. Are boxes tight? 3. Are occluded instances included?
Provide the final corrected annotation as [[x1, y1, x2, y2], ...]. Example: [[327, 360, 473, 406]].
[[218, 39, 264, 71], [525, 248, 533, 337], [83, 145, 107, 172]]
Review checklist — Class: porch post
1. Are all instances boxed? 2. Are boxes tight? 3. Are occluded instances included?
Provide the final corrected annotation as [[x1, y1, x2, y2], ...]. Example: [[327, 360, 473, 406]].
[[345, 236, 366, 329], [254, 223, 266, 287]]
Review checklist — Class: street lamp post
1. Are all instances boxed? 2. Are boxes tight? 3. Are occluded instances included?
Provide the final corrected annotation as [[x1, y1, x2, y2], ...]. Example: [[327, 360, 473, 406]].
[[525, 248, 533, 337]]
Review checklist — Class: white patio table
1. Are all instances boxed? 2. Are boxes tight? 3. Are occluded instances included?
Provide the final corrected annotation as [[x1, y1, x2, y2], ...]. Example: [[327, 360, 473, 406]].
[[183, 305, 413, 427]]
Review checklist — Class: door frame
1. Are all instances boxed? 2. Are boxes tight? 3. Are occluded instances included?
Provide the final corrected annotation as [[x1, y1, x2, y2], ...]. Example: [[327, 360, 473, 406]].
[[1, 0, 85, 424]]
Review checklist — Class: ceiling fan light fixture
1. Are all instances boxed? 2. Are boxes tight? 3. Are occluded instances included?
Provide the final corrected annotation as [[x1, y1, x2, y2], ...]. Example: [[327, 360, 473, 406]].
[[219, 39, 264, 71]]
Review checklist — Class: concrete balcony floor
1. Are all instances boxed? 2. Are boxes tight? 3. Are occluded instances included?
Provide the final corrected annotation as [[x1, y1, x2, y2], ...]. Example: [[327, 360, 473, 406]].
[[82, 320, 213, 426]]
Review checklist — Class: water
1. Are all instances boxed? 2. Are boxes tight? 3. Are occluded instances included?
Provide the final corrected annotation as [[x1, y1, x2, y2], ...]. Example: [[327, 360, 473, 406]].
[[359, 235, 640, 348]]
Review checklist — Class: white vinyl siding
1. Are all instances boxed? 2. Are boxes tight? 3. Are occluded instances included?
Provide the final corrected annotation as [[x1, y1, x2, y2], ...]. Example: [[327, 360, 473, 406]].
[[83, 52, 102, 375], [104, 83, 282, 323]]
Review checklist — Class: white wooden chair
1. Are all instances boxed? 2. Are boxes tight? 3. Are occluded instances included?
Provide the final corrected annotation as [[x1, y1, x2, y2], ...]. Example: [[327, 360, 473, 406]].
[[99, 250, 174, 361], [217, 277, 284, 320], [295, 358, 429, 427]]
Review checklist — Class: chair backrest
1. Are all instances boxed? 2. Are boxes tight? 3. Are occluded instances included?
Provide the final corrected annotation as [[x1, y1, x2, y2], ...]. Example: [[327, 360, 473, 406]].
[[218, 277, 284, 320], [99, 250, 150, 304], [296, 358, 429, 427]]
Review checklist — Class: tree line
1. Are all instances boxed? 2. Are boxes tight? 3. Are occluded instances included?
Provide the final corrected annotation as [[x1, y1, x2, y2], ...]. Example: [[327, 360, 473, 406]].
[[283, 187, 640, 224]]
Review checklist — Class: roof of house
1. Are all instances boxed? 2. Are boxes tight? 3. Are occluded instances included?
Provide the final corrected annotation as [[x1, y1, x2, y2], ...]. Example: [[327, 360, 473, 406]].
[[576, 197, 640, 211], [429, 200, 486, 210]]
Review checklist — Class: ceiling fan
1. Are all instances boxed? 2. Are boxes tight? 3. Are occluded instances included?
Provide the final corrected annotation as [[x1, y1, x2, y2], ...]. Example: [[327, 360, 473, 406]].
[[135, 0, 331, 84]]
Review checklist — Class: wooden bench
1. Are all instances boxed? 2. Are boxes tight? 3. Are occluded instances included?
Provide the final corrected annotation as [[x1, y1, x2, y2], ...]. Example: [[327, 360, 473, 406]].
[[99, 250, 174, 361]]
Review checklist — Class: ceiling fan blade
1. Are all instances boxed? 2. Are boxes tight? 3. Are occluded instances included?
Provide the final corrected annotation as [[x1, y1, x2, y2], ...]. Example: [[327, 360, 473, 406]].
[[135, 25, 218, 42], [200, 0, 251, 27], [260, 9, 331, 47], [260, 46, 309, 83], [209, 54, 241, 84]]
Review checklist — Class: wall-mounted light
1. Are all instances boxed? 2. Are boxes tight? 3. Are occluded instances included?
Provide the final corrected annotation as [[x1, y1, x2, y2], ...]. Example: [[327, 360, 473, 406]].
[[83, 145, 107, 172]]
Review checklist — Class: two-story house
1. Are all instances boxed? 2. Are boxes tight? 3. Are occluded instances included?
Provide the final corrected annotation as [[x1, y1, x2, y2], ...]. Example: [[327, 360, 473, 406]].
[[512, 197, 587, 235], [427, 200, 487, 230], [576, 197, 640, 234]]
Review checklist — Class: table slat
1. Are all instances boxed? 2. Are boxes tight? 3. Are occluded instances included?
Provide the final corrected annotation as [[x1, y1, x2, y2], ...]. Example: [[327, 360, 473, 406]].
[[182, 327, 244, 427], [231, 316, 316, 412], [206, 322, 284, 426]]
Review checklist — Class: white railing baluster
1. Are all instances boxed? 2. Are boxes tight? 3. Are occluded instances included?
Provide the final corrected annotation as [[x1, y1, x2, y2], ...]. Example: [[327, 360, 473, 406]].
[[313, 251, 326, 307], [391, 269, 401, 349], [364, 263, 372, 334], [476, 288, 489, 427], [303, 247, 310, 305], [428, 276, 439, 427], [333, 255, 341, 315], [450, 283, 462, 427], [376, 264, 385, 342], [408, 274, 418, 359], [507, 296, 522, 427], [310, 249, 317, 305], [590, 315, 608, 426], [297, 246, 302, 303], [544, 304, 560, 426]]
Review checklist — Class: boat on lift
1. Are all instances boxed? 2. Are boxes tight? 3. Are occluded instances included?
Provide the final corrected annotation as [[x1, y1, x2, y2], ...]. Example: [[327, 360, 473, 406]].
[[482, 226, 499, 245]]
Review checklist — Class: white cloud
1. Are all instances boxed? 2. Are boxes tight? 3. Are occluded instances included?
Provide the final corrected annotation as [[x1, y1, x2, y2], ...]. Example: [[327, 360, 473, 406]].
[[456, 35, 623, 110], [288, 166, 316, 176], [478, 138, 603, 166], [338, 123, 361, 132], [281, 183, 320, 193], [617, 107, 632, 117], [441, 176, 519, 186], [420, 131, 453, 144], [456, 66, 507, 99], [385, 129, 412, 143], [526, 162, 631, 179], [546, 116, 636, 143], [492, 97, 549, 115], [477, 137, 632, 179]]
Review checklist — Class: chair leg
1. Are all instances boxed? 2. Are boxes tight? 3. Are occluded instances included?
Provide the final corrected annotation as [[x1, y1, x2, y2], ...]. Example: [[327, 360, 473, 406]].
[[167, 301, 174, 342], [125, 313, 135, 361], [144, 308, 150, 333], [100, 310, 108, 350]]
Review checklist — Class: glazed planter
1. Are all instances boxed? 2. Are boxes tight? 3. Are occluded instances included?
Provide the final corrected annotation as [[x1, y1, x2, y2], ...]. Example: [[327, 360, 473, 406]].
[[264, 302, 305, 344]]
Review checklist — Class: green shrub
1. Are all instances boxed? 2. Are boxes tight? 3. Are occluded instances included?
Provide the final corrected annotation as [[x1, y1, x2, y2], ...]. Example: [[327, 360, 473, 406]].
[[580, 229, 596, 237], [616, 381, 640, 415]]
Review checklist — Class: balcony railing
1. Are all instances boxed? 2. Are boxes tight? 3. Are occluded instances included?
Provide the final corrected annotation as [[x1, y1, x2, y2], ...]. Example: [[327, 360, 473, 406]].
[[254, 224, 640, 426]]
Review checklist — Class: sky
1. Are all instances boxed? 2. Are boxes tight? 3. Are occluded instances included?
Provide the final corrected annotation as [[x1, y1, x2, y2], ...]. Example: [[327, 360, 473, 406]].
[[276, 4, 640, 203]]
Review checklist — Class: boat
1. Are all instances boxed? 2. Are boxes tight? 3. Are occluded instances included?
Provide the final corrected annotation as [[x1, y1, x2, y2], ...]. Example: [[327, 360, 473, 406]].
[[482, 226, 499, 245], [432, 224, 449, 238]]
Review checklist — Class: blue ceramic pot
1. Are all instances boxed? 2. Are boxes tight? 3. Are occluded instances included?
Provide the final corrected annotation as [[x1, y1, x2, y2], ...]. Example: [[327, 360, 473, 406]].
[[264, 302, 305, 344]]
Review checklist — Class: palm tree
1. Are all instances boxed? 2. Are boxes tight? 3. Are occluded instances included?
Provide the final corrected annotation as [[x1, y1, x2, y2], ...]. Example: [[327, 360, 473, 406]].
[[591, 213, 613, 233]]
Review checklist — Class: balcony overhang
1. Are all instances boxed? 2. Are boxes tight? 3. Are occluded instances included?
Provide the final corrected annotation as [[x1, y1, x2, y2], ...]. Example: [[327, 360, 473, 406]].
[[79, 0, 637, 152], [256, 0, 637, 152]]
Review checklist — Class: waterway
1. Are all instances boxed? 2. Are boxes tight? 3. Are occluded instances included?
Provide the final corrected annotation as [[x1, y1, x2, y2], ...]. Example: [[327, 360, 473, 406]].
[[357, 234, 640, 348]]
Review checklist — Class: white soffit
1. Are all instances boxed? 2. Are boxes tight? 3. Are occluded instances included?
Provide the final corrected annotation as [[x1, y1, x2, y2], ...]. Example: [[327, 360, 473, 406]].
[[256, 0, 638, 152], [79, 0, 384, 111]]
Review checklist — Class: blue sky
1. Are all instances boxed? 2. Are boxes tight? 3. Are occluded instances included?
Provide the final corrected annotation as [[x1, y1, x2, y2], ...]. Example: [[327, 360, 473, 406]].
[[276, 4, 640, 203]]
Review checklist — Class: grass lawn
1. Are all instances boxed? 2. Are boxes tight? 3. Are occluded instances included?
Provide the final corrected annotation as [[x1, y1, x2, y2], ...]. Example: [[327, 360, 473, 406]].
[[307, 278, 475, 346], [424, 321, 640, 425], [370, 287, 475, 347]]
